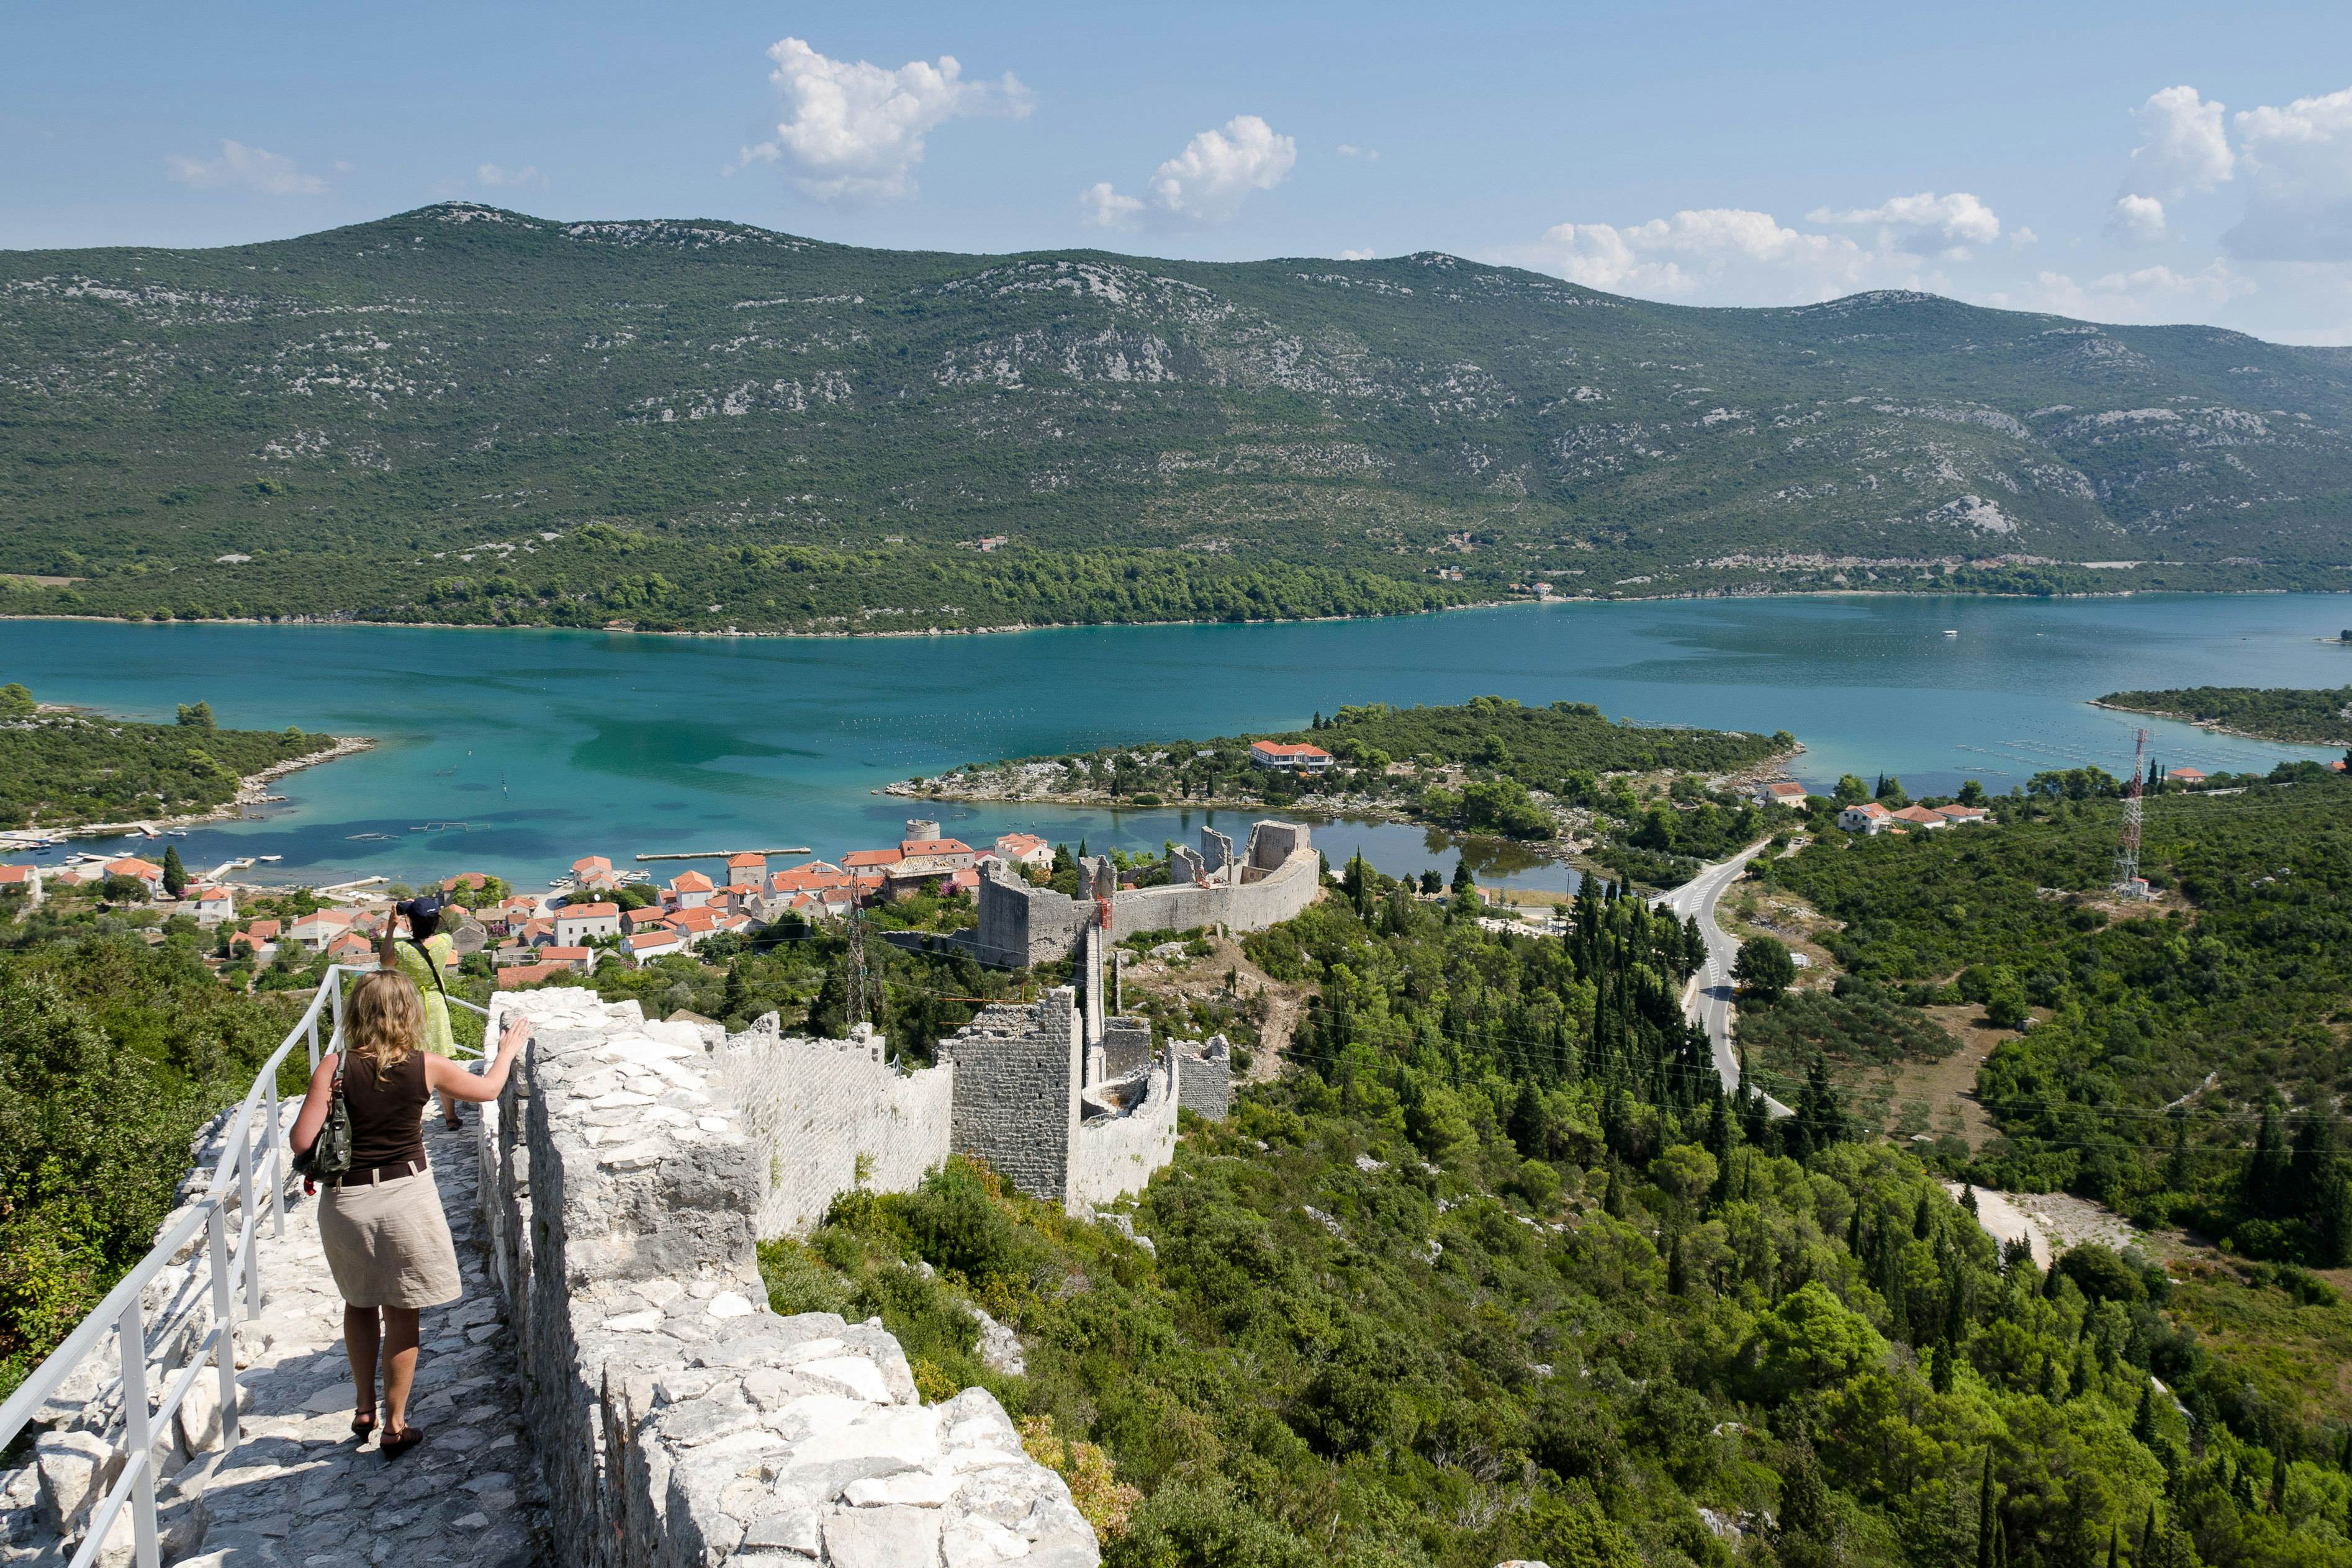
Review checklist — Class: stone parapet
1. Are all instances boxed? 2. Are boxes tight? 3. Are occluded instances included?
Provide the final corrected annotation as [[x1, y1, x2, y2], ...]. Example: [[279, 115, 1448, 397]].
[[485, 988, 1096, 1568]]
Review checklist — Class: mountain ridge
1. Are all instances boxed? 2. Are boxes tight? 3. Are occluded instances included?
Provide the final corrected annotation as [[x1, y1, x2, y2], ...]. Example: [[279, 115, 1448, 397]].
[[3, 201, 2348, 634]]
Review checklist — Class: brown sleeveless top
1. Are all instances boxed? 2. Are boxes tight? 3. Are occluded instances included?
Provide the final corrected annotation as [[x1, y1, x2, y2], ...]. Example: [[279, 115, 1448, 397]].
[[340, 1050, 428, 1171]]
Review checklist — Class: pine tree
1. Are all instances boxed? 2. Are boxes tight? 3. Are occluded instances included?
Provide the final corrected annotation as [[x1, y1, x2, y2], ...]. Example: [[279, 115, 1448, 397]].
[[1961, 1183, 1980, 1218], [1914, 1192, 1935, 1238], [2267, 1449, 2284, 1514], [1668, 1235, 1688, 1296], [1931, 1338, 1955, 1394], [161, 844, 187, 898]]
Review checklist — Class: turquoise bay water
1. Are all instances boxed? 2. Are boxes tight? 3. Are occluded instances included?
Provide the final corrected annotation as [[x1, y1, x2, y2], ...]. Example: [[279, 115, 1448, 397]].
[[1, 594, 2344, 891]]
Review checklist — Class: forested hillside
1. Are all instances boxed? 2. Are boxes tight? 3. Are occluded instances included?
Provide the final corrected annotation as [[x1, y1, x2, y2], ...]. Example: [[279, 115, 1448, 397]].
[[1758, 765, 2352, 1261], [5, 202, 2352, 632]]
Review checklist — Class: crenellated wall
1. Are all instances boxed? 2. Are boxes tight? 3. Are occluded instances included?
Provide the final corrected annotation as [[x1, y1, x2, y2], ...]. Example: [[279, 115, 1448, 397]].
[[480, 989, 1098, 1568]]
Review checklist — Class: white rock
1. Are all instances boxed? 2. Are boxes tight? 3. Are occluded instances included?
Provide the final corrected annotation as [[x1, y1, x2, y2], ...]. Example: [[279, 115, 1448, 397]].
[[845, 1466, 965, 1508], [601, 1310, 664, 1333], [824, 1503, 945, 1567], [707, 1292, 755, 1320], [795, 1355, 891, 1404]]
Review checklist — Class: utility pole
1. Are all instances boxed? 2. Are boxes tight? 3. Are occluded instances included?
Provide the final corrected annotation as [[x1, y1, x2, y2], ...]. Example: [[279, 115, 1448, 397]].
[[2112, 727, 2151, 899]]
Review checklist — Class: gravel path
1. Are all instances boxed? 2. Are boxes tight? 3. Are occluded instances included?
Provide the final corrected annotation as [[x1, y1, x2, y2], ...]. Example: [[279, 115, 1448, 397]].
[[176, 1116, 545, 1566]]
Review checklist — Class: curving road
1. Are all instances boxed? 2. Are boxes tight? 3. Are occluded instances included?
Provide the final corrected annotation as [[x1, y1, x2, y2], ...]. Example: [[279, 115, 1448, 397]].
[[1656, 840, 1791, 1116]]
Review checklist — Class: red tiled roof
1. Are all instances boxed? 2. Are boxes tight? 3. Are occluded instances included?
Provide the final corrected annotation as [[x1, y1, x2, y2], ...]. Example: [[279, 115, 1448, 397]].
[[626, 930, 682, 952], [572, 855, 613, 872], [497, 962, 571, 989], [842, 849, 902, 868], [671, 871, 715, 892], [670, 907, 719, 934], [245, 919, 282, 940], [728, 853, 765, 867], [543, 945, 592, 961], [106, 857, 163, 877], [1250, 741, 1332, 760], [898, 838, 971, 857], [560, 902, 620, 919], [0, 866, 34, 884]]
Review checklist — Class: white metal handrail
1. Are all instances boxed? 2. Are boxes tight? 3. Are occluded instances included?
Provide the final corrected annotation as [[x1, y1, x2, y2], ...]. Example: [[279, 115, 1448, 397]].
[[0, 962, 492, 1568]]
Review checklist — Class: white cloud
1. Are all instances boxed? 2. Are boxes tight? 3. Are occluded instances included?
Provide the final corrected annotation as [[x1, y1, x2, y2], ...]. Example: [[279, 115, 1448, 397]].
[[2227, 85, 2352, 260], [1808, 191, 2001, 248], [476, 163, 546, 189], [1506, 207, 1937, 304], [1336, 143, 1379, 161], [1990, 261, 2253, 322], [734, 37, 1032, 201], [2009, 227, 2039, 248], [164, 140, 328, 196], [2126, 86, 2235, 200], [1083, 114, 1296, 228], [2107, 194, 2168, 245], [1339, 247, 1377, 260], [1078, 181, 1144, 230]]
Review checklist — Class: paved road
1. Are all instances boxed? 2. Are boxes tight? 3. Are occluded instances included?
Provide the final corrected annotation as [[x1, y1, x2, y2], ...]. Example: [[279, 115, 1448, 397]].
[[1656, 840, 1791, 1115]]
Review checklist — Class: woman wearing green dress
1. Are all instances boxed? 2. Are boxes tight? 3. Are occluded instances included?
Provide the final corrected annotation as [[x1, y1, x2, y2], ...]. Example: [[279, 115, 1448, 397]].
[[380, 897, 465, 1129]]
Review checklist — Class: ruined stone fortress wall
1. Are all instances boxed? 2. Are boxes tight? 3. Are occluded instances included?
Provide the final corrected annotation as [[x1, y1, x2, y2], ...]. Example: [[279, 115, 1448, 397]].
[[481, 989, 1098, 1568], [935, 989, 1083, 1205], [974, 819, 1319, 968], [1068, 1059, 1179, 1213], [708, 1019, 956, 1238]]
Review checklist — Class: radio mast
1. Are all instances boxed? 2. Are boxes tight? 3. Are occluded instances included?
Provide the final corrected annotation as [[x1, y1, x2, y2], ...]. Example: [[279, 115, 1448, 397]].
[[2112, 727, 2151, 899]]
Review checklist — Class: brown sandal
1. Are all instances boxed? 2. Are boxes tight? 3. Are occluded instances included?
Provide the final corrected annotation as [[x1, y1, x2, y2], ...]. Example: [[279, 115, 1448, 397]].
[[351, 1413, 376, 1442], [381, 1425, 425, 1461]]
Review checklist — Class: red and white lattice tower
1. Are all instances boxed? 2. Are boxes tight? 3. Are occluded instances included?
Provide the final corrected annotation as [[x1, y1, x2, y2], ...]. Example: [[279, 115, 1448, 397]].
[[2112, 727, 2151, 899]]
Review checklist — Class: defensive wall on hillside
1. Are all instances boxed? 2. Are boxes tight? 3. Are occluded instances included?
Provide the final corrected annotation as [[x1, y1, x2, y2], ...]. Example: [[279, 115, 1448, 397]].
[[480, 988, 1101, 1568], [971, 819, 1318, 968], [708, 1020, 956, 1238]]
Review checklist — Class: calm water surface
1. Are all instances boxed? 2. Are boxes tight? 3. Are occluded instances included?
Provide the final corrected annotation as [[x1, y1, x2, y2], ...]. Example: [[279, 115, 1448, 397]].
[[2, 594, 2343, 890]]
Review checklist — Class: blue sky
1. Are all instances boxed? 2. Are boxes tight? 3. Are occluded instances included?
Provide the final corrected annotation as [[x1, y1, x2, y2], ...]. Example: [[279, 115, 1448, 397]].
[[10, 1, 2352, 340]]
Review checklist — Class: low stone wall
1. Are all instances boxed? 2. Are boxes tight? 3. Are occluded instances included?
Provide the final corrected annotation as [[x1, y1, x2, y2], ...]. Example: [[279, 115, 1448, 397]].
[[710, 1019, 955, 1238], [1066, 1058, 1178, 1214], [484, 989, 1097, 1568]]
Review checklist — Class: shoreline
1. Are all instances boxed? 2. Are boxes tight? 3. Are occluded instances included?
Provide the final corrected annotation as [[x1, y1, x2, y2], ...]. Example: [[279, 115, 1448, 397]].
[[2, 582, 2344, 646], [31, 734, 376, 843], [2085, 698, 2352, 752]]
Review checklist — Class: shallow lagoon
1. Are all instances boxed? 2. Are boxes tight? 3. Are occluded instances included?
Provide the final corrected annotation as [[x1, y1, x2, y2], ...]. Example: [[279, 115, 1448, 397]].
[[2, 593, 2343, 890]]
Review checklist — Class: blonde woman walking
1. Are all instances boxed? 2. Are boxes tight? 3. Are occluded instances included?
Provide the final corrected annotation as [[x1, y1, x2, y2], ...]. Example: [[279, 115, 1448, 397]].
[[290, 971, 526, 1458]]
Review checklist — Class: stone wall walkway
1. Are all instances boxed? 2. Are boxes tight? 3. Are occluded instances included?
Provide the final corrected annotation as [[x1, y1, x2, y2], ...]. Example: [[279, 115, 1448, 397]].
[[175, 1115, 545, 1567]]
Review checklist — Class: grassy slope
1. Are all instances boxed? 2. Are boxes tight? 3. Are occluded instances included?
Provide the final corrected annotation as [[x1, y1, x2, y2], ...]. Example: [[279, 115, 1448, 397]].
[[4, 204, 2352, 632]]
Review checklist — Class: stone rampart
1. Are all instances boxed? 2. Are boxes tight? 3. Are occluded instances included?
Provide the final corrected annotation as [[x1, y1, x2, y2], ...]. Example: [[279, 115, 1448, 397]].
[[976, 820, 1319, 969], [1066, 1058, 1179, 1214], [710, 1019, 955, 1238], [935, 990, 1083, 1207], [482, 988, 1096, 1568]]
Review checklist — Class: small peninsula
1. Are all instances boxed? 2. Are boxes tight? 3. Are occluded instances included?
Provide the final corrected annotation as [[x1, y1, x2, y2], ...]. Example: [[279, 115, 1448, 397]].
[[0, 683, 359, 831], [894, 695, 1798, 888], [2096, 684, 2352, 747]]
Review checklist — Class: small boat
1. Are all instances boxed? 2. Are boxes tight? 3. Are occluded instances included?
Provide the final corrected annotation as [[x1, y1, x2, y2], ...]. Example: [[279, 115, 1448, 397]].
[[1943, 629, 1958, 637]]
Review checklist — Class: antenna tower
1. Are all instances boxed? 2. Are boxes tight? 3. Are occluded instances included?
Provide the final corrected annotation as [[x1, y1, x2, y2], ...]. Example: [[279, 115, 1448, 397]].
[[846, 901, 870, 1025], [2112, 726, 2151, 899]]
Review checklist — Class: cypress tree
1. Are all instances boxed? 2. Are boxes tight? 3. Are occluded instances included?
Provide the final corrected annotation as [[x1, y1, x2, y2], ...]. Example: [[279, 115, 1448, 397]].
[[161, 844, 187, 898], [1961, 1183, 1980, 1217], [1668, 1235, 1688, 1296], [1976, 1451, 1998, 1568], [2268, 1449, 2284, 1514], [2107, 1525, 2120, 1568], [2133, 1384, 2162, 1452]]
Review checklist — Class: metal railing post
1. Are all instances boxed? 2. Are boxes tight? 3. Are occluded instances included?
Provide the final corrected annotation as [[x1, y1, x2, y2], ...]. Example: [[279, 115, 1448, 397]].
[[237, 1129, 260, 1307], [117, 1294, 161, 1568], [264, 1073, 285, 1238], [306, 1013, 320, 1073], [207, 1205, 239, 1453]]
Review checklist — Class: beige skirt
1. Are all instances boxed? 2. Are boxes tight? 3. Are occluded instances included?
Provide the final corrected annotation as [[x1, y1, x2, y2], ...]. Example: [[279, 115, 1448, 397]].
[[317, 1167, 462, 1309]]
